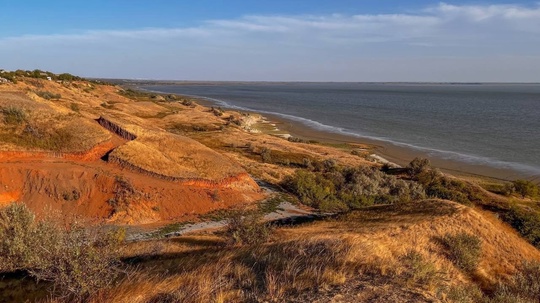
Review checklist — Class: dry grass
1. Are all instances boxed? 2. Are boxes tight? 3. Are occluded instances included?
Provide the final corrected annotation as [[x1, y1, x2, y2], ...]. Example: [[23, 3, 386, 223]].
[[0, 91, 110, 152], [77, 200, 540, 302], [110, 130, 245, 180], [92, 237, 358, 303], [4, 199, 540, 302]]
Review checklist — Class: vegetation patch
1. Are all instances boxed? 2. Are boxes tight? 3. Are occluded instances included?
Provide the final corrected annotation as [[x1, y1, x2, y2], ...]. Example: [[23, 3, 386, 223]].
[[511, 179, 539, 199], [35, 90, 61, 100], [399, 250, 441, 290], [440, 232, 482, 273], [0, 123, 75, 152], [501, 205, 540, 248], [408, 158, 481, 205], [108, 176, 142, 214], [224, 209, 271, 246], [1, 107, 27, 125], [0, 204, 124, 300], [62, 189, 81, 202], [283, 162, 425, 212]]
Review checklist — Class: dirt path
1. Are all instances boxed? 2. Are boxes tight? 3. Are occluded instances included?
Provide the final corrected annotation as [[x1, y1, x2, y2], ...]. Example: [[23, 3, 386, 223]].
[[126, 201, 322, 241]]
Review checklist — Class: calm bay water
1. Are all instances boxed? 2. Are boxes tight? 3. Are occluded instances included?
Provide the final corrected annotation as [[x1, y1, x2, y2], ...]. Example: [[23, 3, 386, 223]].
[[143, 83, 540, 178]]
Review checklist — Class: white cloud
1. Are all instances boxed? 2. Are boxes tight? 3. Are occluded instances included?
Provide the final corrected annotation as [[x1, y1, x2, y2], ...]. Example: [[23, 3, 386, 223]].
[[0, 3, 539, 81]]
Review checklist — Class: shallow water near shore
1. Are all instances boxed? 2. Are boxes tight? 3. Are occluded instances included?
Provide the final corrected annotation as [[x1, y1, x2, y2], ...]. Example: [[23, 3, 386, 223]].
[[143, 82, 540, 181]]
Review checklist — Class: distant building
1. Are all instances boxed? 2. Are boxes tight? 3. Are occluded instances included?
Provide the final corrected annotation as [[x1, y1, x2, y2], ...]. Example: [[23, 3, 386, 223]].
[[46, 76, 52, 81], [0, 77, 9, 83]]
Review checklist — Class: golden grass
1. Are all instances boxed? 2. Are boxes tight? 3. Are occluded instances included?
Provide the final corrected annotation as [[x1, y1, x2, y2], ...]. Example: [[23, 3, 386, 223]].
[[0, 91, 110, 152], [110, 130, 245, 180], [54, 199, 535, 303]]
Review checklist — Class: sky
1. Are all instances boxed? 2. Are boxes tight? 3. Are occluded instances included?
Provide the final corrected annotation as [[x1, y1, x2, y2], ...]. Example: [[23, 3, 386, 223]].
[[1, 1, 540, 82]]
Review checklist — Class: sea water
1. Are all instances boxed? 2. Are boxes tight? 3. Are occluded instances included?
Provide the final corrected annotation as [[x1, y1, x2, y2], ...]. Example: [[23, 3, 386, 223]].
[[143, 82, 540, 179]]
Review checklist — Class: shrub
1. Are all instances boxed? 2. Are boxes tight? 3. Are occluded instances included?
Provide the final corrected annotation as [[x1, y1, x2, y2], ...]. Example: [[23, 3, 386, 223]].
[[446, 285, 485, 303], [180, 99, 193, 106], [282, 170, 336, 209], [70, 103, 80, 112], [1, 106, 26, 125], [400, 250, 441, 290], [0, 203, 124, 299], [260, 147, 272, 163], [57, 73, 82, 81], [407, 157, 431, 178], [108, 176, 140, 214], [501, 206, 540, 248], [35, 91, 61, 100], [491, 262, 540, 302], [440, 232, 482, 273], [283, 166, 426, 212], [210, 107, 224, 117], [512, 179, 539, 198], [62, 189, 81, 201], [415, 167, 477, 205], [225, 209, 271, 246]]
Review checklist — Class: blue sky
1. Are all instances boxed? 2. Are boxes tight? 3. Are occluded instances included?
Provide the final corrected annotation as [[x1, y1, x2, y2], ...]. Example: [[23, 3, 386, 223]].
[[1, 1, 540, 81]]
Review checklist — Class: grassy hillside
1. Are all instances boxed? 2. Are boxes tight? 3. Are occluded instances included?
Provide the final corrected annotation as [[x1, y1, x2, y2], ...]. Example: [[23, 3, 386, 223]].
[[0, 71, 539, 302]]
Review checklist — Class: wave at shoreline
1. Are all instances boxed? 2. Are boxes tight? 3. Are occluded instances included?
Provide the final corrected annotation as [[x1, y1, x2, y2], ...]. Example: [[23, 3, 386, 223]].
[[142, 88, 540, 177]]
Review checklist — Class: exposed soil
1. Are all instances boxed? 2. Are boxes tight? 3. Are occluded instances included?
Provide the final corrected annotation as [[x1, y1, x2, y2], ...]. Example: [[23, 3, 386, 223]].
[[0, 82, 263, 225]]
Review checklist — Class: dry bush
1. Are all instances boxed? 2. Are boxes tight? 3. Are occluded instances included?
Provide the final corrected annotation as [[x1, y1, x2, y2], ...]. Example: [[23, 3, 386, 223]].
[[108, 176, 141, 214], [399, 250, 441, 290], [0, 203, 124, 300], [36, 90, 61, 100], [445, 284, 485, 303], [490, 262, 540, 303], [1, 106, 27, 125], [408, 157, 431, 178], [445, 262, 540, 303], [224, 209, 271, 246], [248, 238, 355, 296], [100, 237, 356, 303], [440, 232, 482, 274]]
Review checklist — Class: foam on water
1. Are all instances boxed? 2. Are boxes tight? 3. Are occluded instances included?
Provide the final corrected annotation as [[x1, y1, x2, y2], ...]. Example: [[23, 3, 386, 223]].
[[142, 83, 540, 178]]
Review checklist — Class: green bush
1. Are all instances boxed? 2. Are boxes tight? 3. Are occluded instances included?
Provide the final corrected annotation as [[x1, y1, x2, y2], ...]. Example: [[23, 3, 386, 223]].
[[35, 90, 61, 100], [57, 73, 82, 81], [512, 180, 539, 199], [0, 203, 124, 299], [441, 232, 482, 273], [501, 206, 540, 248], [282, 166, 425, 212], [2, 107, 27, 125], [225, 209, 271, 246], [414, 166, 478, 205]]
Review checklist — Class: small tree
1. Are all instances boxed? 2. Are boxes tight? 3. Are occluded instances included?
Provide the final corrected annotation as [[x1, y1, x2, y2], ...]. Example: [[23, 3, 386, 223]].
[[513, 179, 539, 198]]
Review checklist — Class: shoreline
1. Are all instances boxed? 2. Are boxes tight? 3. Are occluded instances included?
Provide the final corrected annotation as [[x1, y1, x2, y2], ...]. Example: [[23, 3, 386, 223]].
[[260, 113, 525, 182], [137, 86, 538, 183]]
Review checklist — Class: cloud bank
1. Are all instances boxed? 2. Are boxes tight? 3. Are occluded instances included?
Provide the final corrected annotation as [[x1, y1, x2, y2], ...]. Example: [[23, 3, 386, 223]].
[[1, 2, 539, 81]]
